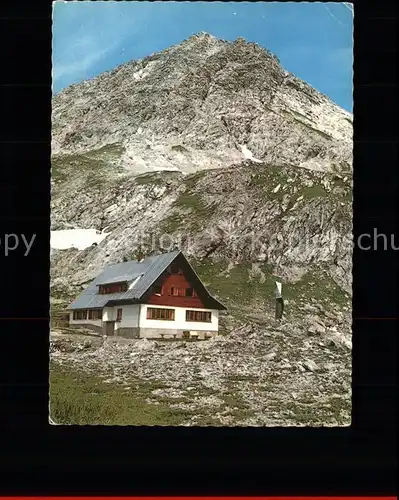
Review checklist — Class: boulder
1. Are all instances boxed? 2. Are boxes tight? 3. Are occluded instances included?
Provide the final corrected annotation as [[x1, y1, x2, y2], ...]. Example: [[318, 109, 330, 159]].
[[301, 359, 319, 372]]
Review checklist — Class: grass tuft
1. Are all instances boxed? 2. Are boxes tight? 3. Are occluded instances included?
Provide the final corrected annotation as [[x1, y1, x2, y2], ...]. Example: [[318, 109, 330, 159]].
[[50, 362, 195, 426]]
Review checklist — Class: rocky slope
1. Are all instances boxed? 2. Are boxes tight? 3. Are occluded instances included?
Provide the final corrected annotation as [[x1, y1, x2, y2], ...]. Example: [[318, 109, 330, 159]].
[[51, 310, 351, 427], [51, 158, 352, 296]]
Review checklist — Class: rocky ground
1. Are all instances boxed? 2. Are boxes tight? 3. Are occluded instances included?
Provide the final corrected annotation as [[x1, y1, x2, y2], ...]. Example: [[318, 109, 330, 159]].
[[50, 303, 351, 427]]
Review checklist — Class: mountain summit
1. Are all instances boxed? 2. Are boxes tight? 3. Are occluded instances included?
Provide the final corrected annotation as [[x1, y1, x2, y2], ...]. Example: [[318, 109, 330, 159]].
[[52, 32, 352, 175]]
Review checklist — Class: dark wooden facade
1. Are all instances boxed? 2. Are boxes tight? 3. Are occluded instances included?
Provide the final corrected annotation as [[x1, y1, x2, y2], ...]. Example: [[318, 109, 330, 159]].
[[147, 272, 206, 308], [98, 282, 128, 294]]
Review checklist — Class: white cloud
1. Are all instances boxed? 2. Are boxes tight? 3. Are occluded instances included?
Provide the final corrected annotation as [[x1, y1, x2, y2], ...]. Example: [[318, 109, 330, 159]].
[[52, 2, 147, 88], [52, 24, 121, 86], [53, 42, 116, 82]]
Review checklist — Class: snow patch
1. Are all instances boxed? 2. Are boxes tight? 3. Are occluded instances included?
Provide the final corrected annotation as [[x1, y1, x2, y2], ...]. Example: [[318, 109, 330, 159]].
[[150, 165, 180, 172], [240, 144, 262, 163], [132, 61, 157, 82], [132, 69, 147, 81], [50, 229, 109, 251]]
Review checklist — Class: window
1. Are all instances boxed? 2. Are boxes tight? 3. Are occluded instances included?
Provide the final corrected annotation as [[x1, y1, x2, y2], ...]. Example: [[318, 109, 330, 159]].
[[99, 282, 128, 294], [169, 264, 181, 274], [88, 309, 102, 320], [116, 308, 123, 322], [153, 285, 163, 295], [147, 307, 175, 321], [185, 288, 197, 297], [186, 310, 212, 323], [73, 310, 87, 320], [170, 287, 185, 296]]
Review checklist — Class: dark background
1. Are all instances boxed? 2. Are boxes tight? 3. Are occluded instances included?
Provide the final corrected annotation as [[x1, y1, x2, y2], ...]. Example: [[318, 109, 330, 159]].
[[0, 0, 397, 494]]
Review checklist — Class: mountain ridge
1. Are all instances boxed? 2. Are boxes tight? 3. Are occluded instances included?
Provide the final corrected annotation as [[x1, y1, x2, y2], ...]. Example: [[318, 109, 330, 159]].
[[52, 32, 352, 175]]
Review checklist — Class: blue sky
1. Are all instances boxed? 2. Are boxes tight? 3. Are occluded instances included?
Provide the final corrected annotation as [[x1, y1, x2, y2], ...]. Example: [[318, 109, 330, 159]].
[[52, 2, 353, 111]]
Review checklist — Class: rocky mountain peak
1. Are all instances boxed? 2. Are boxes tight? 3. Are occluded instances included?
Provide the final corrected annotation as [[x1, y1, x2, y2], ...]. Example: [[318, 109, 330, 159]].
[[187, 31, 218, 41], [52, 33, 352, 175]]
